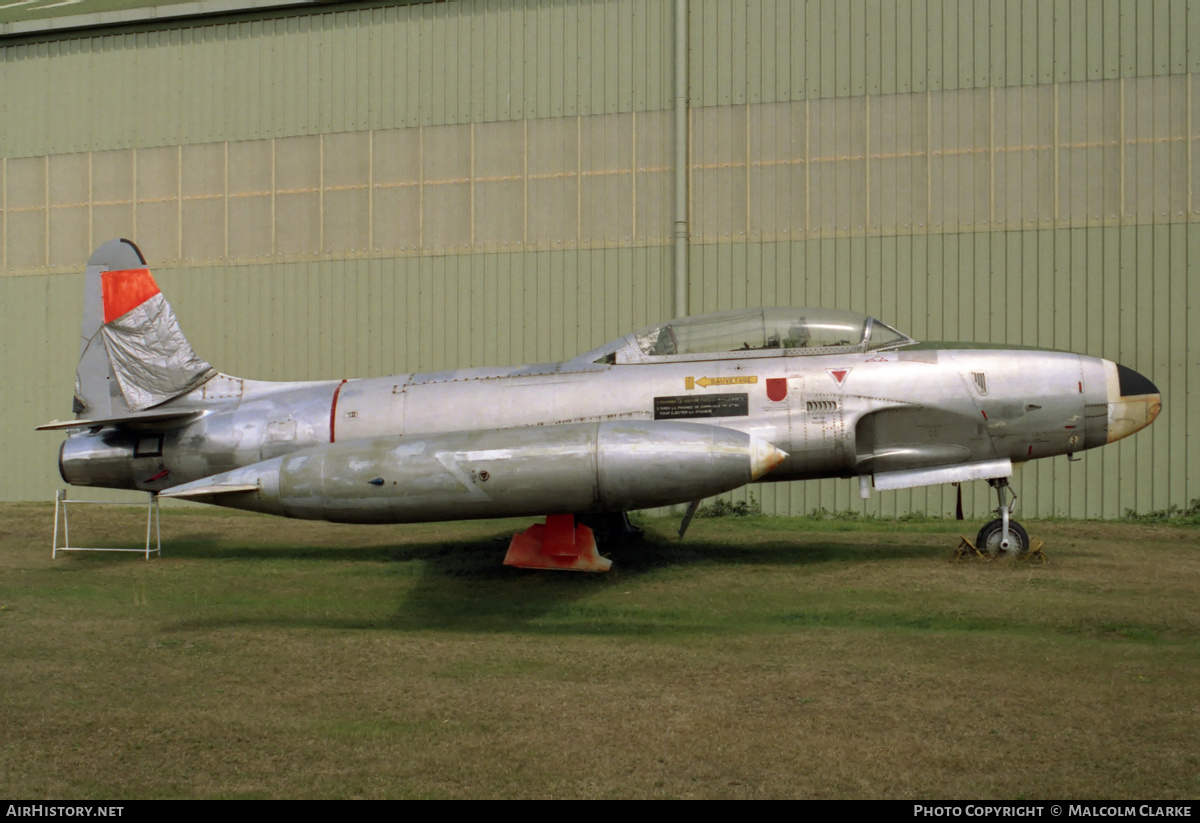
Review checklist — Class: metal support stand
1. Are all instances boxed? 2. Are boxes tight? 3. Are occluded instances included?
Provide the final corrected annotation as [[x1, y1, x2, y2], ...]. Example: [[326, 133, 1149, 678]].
[[52, 489, 161, 560]]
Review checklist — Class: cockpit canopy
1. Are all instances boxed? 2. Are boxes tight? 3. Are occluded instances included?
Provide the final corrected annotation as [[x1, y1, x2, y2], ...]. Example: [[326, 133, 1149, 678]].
[[587, 308, 915, 365]]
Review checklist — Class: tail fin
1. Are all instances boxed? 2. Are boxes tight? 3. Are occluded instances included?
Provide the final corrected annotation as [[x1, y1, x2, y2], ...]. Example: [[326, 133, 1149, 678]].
[[75, 239, 215, 416]]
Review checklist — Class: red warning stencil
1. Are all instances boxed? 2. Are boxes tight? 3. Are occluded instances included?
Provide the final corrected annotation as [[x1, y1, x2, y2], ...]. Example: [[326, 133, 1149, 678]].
[[827, 368, 851, 388]]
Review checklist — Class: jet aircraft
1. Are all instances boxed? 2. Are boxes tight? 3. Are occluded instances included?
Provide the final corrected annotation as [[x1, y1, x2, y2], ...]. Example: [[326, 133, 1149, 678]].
[[40, 239, 1162, 571]]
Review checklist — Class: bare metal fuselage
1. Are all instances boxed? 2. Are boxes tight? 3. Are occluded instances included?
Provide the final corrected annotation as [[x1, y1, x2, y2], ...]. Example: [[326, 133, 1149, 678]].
[[60, 341, 1153, 523]]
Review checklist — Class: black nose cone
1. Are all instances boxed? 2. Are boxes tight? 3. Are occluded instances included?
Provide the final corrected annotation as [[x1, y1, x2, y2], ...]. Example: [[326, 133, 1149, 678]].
[[1116, 363, 1159, 398]]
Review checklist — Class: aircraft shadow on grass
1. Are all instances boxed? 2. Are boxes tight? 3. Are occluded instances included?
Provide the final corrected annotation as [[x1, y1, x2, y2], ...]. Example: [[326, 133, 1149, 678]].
[[147, 523, 942, 636]]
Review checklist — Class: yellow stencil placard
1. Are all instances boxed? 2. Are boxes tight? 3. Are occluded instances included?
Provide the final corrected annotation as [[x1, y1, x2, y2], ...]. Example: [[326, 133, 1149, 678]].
[[686, 375, 759, 389]]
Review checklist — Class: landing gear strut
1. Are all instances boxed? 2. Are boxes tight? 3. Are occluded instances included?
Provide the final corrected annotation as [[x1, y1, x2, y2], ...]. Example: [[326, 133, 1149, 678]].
[[976, 477, 1029, 556], [577, 511, 644, 549]]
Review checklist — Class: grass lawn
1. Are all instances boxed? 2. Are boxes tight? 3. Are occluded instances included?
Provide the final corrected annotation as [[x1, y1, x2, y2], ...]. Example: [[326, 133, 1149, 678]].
[[1, 503, 1197, 798]]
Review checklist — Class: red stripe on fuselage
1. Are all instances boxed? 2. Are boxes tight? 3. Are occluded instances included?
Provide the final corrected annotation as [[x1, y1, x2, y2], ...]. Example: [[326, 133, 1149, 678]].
[[101, 268, 160, 324], [330, 379, 347, 442]]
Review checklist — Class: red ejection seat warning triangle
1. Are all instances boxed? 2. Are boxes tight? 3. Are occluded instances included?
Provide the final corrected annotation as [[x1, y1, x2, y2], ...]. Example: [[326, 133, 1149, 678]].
[[827, 368, 851, 388]]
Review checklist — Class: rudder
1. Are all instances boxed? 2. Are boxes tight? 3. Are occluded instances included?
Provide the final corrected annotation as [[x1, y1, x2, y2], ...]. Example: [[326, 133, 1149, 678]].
[[74, 239, 215, 417]]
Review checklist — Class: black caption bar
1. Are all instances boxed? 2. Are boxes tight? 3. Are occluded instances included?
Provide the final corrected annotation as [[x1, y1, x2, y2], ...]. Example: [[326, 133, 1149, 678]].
[[654, 393, 749, 420]]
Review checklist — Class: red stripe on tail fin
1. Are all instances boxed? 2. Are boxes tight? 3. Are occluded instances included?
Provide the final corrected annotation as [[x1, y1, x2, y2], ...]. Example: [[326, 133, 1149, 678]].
[[101, 269, 160, 324]]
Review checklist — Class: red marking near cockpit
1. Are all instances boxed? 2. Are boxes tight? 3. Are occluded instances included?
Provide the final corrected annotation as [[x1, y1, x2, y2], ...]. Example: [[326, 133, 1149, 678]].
[[827, 368, 850, 388], [766, 378, 787, 401], [330, 379, 348, 442]]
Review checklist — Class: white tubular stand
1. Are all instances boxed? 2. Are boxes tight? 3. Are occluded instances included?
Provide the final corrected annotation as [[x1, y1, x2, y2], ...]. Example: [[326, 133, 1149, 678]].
[[52, 489, 161, 560]]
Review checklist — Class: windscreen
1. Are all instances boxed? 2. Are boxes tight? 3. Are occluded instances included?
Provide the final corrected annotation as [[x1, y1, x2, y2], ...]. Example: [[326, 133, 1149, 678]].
[[865, 319, 912, 350], [635, 308, 870, 357]]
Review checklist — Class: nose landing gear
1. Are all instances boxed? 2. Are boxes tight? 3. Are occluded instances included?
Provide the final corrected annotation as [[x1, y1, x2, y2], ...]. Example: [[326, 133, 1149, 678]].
[[976, 477, 1029, 556]]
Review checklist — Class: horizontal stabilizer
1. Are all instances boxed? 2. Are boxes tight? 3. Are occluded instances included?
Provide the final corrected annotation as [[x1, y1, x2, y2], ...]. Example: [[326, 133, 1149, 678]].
[[159, 483, 259, 499], [36, 409, 202, 431]]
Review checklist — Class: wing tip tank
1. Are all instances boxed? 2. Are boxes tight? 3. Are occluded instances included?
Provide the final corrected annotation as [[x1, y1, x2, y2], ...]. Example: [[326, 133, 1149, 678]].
[[749, 436, 788, 480]]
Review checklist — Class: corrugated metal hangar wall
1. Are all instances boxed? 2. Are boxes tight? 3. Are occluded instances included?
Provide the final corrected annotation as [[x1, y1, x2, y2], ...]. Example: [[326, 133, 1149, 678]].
[[1, 0, 1198, 519]]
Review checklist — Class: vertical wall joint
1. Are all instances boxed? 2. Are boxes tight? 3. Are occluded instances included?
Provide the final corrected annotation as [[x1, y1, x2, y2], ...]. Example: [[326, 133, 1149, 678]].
[[673, 0, 689, 318]]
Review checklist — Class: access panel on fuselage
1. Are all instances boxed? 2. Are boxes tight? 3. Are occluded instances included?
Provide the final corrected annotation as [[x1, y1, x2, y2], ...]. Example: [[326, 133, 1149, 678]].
[[334, 378, 407, 441]]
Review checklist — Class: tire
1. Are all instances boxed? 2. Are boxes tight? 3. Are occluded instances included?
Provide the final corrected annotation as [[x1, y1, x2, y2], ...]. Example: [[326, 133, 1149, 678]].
[[975, 519, 1030, 556]]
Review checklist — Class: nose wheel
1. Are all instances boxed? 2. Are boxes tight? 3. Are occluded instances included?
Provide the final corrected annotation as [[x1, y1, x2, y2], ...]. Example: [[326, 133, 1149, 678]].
[[976, 478, 1029, 556], [976, 518, 1029, 556]]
